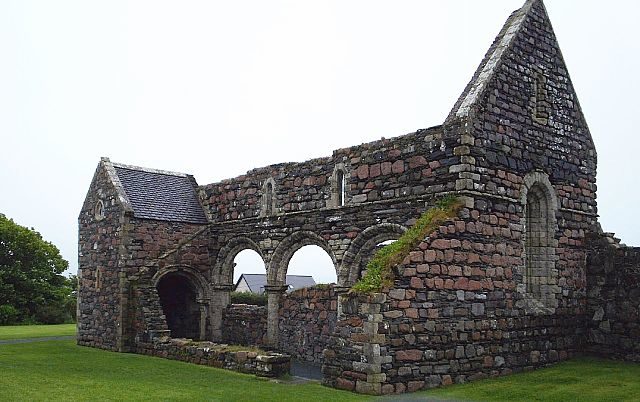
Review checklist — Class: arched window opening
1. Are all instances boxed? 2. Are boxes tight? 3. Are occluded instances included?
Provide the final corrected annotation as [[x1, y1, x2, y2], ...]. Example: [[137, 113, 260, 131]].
[[336, 170, 345, 207], [331, 165, 348, 208], [532, 69, 549, 124], [95, 268, 102, 290], [265, 183, 273, 215], [287, 245, 337, 286], [232, 249, 267, 297], [261, 178, 276, 217], [157, 273, 200, 340], [524, 182, 555, 301]]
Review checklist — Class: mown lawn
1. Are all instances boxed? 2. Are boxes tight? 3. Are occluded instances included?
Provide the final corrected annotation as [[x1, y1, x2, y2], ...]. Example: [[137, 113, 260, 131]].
[[0, 323, 76, 340], [0, 340, 368, 402], [1, 328, 639, 401], [419, 357, 640, 402]]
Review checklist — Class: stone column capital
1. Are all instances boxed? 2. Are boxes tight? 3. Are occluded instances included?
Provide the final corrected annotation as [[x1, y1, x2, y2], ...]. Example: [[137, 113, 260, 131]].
[[211, 283, 234, 291], [263, 285, 289, 294]]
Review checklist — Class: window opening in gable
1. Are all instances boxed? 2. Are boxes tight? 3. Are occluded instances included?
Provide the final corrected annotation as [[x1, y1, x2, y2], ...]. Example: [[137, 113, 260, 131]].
[[532, 70, 550, 124]]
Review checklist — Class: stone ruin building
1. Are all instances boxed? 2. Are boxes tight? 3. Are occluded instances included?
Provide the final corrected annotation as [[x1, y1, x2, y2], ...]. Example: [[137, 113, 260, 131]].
[[78, 0, 640, 395]]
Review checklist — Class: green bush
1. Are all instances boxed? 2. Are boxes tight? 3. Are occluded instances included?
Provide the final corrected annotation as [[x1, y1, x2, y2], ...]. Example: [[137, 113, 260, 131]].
[[0, 304, 19, 325], [230, 291, 267, 306], [351, 195, 462, 293]]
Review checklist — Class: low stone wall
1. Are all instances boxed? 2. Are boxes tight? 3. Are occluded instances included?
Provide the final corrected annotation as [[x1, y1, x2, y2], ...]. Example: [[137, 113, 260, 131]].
[[279, 285, 338, 364], [136, 338, 290, 378], [222, 304, 267, 346], [587, 239, 640, 361]]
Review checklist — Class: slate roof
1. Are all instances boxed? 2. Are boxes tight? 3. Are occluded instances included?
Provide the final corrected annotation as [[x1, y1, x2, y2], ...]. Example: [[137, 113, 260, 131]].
[[235, 274, 317, 294], [112, 163, 208, 224]]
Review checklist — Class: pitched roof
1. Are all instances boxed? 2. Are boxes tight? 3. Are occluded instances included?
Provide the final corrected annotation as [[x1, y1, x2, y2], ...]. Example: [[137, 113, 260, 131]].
[[235, 274, 317, 294], [108, 161, 208, 224]]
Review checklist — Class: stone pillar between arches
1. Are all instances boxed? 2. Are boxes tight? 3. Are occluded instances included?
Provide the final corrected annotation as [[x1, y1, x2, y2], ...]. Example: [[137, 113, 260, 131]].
[[210, 284, 233, 342], [264, 285, 288, 347]]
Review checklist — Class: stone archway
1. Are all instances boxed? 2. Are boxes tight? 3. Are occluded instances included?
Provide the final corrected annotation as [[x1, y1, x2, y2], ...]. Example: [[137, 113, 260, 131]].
[[210, 236, 265, 341], [339, 223, 407, 286], [265, 231, 338, 346], [153, 266, 210, 340]]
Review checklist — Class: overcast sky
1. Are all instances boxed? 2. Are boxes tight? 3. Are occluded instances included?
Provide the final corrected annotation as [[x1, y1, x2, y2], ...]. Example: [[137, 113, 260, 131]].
[[1, 0, 638, 284]]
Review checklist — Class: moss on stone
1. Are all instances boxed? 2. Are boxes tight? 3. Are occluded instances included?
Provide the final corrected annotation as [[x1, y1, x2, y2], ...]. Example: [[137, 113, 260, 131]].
[[351, 195, 463, 293]]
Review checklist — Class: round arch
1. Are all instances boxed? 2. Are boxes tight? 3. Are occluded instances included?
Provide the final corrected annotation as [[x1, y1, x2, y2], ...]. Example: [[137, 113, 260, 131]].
[[214, 237, 265, 284], [152, 265, 210, 299], [153, 265, 210, 340], [269, 231, 337, 284], [339, 223, 407, 286]]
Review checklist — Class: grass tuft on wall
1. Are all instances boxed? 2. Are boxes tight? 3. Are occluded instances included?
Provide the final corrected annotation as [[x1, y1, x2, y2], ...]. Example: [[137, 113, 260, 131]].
[[351, 195, 463, 293]]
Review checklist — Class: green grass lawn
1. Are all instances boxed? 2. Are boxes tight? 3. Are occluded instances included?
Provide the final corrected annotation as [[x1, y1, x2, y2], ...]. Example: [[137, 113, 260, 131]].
[[1, 333, 639, 401], [0, 323, 76, 340], [0, 340, 368, 402], [419, 357, 640, 402]]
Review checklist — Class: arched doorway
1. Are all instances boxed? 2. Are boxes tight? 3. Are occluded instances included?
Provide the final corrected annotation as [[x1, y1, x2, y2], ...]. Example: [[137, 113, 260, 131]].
[[157, 273, 201, 340]]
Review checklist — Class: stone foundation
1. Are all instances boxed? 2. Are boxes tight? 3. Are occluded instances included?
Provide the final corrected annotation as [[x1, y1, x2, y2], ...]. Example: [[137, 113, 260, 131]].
[[135, 338, 290, 378]]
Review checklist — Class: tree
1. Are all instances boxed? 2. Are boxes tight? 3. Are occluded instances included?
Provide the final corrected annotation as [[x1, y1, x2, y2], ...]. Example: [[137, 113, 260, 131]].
[[0, 213, 72, 324]]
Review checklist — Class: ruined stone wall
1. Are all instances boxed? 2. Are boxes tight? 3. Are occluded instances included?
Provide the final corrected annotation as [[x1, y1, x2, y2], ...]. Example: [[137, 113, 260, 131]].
[[135, 338, 290, 378], [122, 218, 210, 274], [586, 238, 640, 362], [77, 164, 127, 351], [324, 193, 588, 395], [278, 286, 338, 364], [222, 304, 267, 346], [199, 126, 463, 223]]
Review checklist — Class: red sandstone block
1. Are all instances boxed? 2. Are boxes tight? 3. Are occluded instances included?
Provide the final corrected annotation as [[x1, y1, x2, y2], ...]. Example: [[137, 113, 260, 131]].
[[398, 300, 411, 308], [449, 265, 462, 276], [405, 308, 418, 318], [425, 278, 435, 288], [427, 309, 438, 318], [396, 349, 423, 361], [434, 278, 444, 289], [425, 250, 437, 262], [442, 375, 453, 386], [431, 239, 450, 249], [410, 277, 424, 289], [454, 277, 469, 289], [381, 162, 392, 175], [468, 253, 480, 263], [408, 155, 428, 168], [469, 280, 482, 290], [336, 378, 355, 391], [392, 160, 405, 174], [416, 264, 429, 273], [370, 163, 381, 178], [356, 164, 369, 179], [403, 267, 417, 277], [444, 279, 454, 289], [409, 250, 424, 262]]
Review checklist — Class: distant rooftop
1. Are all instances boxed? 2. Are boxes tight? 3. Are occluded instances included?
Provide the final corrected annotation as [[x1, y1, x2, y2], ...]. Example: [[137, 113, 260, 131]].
[[111, 162, 208, 224], [235, 274, 317, 294]]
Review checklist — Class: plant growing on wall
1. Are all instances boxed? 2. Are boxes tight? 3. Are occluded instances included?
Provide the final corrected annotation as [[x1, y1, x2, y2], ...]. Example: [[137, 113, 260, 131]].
[[351, 196, 463, 293]]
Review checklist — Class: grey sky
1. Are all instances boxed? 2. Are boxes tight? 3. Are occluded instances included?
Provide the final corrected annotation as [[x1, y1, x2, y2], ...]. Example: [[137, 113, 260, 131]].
[[1, 1, 638, 284]]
